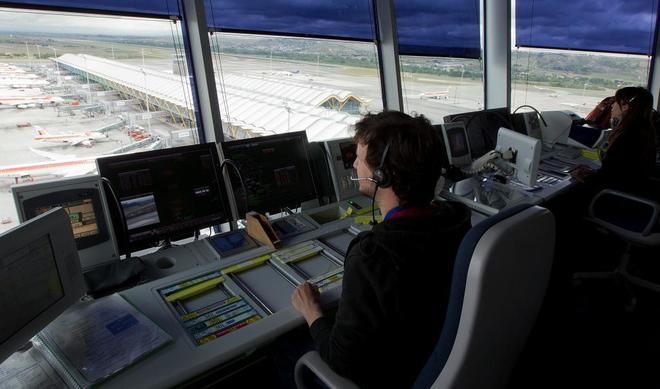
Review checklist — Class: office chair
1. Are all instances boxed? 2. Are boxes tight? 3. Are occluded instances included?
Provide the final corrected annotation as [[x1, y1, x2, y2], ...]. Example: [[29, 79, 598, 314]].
[[574, 189, 660, 310], [294, 204, 555, 389]]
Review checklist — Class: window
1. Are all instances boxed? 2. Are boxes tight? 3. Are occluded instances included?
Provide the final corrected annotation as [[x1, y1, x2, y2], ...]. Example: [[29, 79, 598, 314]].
[[511, 48, 651, 116], [512, 0, 657, 115], [395, 0, 483, 123], [207, 33, 383, 141], [0, 8, 197, 233], [400, 56, 484, 123]]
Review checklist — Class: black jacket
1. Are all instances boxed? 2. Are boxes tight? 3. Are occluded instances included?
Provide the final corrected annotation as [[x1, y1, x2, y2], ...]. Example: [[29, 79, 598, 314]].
[[309, 202, 472, 389], [585, 123, 657, 196]]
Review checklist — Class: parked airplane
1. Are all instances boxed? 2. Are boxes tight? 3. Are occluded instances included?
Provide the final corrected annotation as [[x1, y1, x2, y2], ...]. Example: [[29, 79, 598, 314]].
[[0, 149, 97, 184], [33, 126, 108, 147], [419, 90, 450, 100], [0, 89, 61, 108]]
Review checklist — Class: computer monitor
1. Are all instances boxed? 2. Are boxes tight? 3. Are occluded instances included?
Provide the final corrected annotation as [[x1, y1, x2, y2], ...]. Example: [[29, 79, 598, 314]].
[[0, 207, 85, 364], [444, 107, 512, 158], [438, 122, 472, 167], [323, 138, 360, 201], [221, 131, 318, 214], [496, 127, 542, 187], [540, 110, 581, 146], [511, 111, 543, 140], [12, 175, 119, 271], [96, 143, 231, 254]]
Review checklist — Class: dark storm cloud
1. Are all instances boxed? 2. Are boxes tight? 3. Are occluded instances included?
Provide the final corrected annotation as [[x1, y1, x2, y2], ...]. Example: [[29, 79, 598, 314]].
[[1, 0, 179, 16], [204, 0, 375, 39], [205, 0, 481, 57], [516, 0, 657, 54], [394, 0, 480, 57]]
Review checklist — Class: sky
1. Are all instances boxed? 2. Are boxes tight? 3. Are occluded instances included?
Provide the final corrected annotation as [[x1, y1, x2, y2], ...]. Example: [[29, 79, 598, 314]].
[[515, 0, 658, 55], [206, 0, 481, 57], [0, 8, 172, 36], [0, 0, 482, 58], [0, 0, 657, 55]]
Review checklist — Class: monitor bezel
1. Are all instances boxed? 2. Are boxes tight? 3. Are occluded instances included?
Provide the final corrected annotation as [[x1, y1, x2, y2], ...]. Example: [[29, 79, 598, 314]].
[[19, 187, 109, 250], [0, 207, 85, 364], [96, 142, 232, 254], [439, 122, 472, 167], [12, 175, 119, 272], [444, 107, 511, 158], [221, 131, 318, 215], [323, 137, 360, 201]]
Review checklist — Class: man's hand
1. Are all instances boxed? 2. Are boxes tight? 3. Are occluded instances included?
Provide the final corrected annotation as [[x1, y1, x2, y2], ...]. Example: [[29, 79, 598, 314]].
[[570, 164, 595, 183], [292, 282, 323, 326]]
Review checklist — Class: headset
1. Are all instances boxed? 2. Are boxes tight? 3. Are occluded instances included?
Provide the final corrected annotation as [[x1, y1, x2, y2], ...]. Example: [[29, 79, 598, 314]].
[[350, 140, 392, 188], [371, 141, 391, 187]]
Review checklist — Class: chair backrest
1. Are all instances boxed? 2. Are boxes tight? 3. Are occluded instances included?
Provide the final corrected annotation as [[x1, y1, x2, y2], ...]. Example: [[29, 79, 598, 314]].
[[589, 189, 660, 241], [413, 204, 555, 389]]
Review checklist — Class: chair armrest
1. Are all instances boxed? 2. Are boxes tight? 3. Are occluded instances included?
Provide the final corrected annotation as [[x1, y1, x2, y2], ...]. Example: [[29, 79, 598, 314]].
[[294, 351, 359, 389], [589, 189, 660, 236]]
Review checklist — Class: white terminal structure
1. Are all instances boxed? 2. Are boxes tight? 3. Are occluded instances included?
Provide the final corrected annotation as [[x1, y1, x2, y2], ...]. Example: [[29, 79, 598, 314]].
[[55, 54, 368, 141]]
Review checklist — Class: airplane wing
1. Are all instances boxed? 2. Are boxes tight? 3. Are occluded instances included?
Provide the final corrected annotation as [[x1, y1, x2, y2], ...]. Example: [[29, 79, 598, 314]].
[[70, 138, 92, 147], [29, 147, 76, 161]]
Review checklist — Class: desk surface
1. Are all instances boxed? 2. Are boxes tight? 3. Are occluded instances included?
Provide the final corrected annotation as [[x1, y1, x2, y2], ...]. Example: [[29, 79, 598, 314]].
[[439, 145, 600, 215], [116, 216, 354, 388], [32, 200, 367, 389]]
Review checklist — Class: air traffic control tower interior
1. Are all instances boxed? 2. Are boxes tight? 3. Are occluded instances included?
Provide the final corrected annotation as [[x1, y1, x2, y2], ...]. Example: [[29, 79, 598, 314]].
[[1, 0, 660, 388]]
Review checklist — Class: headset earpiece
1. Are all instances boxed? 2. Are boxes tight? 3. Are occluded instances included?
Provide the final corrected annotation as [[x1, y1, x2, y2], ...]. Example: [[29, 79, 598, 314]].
[[372, 142, 391, 187]]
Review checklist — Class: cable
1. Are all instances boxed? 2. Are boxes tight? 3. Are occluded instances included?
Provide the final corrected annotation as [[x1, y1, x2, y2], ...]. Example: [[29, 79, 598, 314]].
[[220, 159, 249, 220], [170, 19, 194, 130], [462, 110, 515, 153], [101, 177, 131, 260], [512, 104, 548, 127], [207, 2, 232, 135], [317, 143, 334, 204], [523, 0, 537, 105], [370, 185, 379, 226], [646, 0, 657, 82], [460, 150, 503, 175]]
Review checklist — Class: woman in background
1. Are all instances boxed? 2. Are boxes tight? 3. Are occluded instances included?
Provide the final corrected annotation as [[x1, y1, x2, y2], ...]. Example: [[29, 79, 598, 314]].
[[571, 86, 657, 196]]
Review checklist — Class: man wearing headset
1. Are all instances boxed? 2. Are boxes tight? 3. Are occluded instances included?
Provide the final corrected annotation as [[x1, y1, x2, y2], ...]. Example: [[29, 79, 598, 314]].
[[292, 110, 471, 388]]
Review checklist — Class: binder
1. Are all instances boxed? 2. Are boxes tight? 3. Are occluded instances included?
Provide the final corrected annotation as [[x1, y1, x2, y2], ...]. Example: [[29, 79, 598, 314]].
[[37, 293, 172, 387]]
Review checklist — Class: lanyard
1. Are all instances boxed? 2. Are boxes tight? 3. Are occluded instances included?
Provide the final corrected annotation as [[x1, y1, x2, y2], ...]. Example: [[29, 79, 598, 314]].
[[384, 205, 436, 222]]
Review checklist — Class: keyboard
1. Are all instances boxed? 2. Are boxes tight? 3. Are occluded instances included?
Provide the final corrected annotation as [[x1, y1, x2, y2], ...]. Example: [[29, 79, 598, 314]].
[[537, 173, 562, 186]]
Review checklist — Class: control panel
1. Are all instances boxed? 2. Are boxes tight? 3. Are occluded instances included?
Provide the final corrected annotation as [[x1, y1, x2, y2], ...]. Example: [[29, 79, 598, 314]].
[[324, 138, 360, 201]]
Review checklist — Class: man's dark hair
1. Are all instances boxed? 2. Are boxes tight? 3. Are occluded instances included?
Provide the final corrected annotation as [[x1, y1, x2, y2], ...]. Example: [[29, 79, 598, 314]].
[[354, 110, 442, 206]]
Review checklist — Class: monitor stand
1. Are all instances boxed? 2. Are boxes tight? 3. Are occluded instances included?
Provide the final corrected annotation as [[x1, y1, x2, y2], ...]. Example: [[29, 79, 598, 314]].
[[157, 238, 179, 251]]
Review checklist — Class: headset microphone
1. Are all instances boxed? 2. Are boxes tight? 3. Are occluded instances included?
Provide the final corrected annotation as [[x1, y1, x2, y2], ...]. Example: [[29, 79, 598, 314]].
[[349, 175, 377, 183]]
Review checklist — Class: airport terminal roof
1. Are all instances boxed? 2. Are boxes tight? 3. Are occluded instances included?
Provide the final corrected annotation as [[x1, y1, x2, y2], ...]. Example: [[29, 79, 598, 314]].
[[56, 54, 361, 141]]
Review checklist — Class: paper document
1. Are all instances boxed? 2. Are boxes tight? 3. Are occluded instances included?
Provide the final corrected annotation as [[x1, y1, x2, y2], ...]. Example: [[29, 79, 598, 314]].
[[40, 293, 171, 385], [0, 346, 64, 389]]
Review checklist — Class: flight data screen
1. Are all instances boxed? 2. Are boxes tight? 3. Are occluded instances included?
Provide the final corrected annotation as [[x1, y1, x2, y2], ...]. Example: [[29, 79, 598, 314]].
[[447, 128, 469, 157], [222, 131, 317, 214], [98, 143, 230, 251], [339, 142, 357, 170], [34, 199, 99, 239], [0, 234, 63, 344]]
